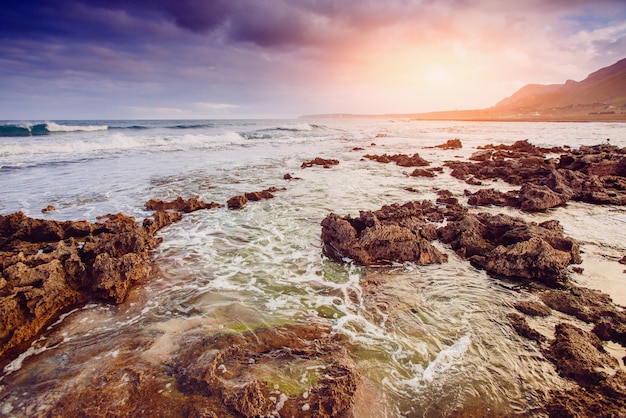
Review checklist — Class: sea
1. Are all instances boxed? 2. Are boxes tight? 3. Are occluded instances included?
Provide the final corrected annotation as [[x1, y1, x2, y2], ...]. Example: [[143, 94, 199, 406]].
[[0, 119, 625, 417]]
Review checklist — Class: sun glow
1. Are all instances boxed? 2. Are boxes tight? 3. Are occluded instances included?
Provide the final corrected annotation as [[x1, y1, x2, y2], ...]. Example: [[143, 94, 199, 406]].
[[426, 67, 450, 83]]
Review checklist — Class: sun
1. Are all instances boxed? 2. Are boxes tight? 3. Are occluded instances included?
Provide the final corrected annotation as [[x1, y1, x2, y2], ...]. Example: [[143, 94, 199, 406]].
[[426, 67, 450, 83]]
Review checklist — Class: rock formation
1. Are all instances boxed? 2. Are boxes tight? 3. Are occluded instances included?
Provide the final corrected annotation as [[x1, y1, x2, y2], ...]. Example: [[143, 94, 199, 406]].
[[321, 201, 448, 266], [301, 157, 340, 168], [0, 208, 183, 365]]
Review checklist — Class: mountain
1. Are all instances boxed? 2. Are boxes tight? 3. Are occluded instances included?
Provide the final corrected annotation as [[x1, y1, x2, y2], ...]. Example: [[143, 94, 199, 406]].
[[493, 57, 626, 117], [301, 57, 626, 121]]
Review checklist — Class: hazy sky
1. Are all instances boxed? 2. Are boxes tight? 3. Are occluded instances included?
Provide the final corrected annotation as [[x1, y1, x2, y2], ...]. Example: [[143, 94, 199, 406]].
[[1, 0, 626, 119]]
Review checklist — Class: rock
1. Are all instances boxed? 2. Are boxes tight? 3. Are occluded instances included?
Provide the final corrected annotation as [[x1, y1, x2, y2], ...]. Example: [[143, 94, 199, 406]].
[[0, 210, 182, 366], [438, 212, 581, 285], [467, 188, 518, 208], [514, 300, 551, 317], [518, 184, 567, 212], [547, 323, 622, 387], [469, 150, 493, 162], [321, 201, 448, 266], [410, 168, 436, 178], [41, 205, 56, 213], [228, 187, 285, 209], [173, 322, 360, 418], [145, 196, 222, 213], [227, 195, 248, 209], [506, 313, 546, 342], [432, 139, 462, 149], [364, 153, 430, 167], [619, 256, 626, 265], [540, 287, 621, 324], [301, 157, 340, 168]]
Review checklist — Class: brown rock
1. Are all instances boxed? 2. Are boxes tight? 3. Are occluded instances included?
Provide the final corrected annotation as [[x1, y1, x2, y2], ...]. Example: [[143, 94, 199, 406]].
[[432, 138, 462, 149], [364, 153, 430, 167], [547, 323, 621, 387], [0, 210, 182, 366], [301, 157, 340, 168], [518, 183, 567, 211], [506, 312, 546, 342], [321, 201, 448, 266], [41, 205, 56, 213], [410, 168, 436, 178], [438, 212, 581, 285], [227, 195, 248, 209], [145, 196, 222, 213], [514, 300, 551, 317]]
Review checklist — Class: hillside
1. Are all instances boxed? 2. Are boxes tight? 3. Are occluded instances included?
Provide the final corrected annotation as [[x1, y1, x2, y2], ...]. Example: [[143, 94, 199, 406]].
[[302, 57, 626, 121]]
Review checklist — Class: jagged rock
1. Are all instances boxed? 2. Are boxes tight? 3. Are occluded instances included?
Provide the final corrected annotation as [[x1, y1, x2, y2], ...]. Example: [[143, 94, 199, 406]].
[[41, 205, 56, 213], [0, 209, 182, 366], [410, 168, 436, 177], [518, 183, 567, 211], [321, 201, 448, 266], [438, 212, 580, 285], [301, 157, 340, 168], [466, 188, 518, 207], [540, 287, 622, 324], [547, 323, 623, 386], [364, 153, 430, 167], [545, 323, 626, 417], [228, 187, 285, 209], [432, 139, 462, 149], [227, 195, 248, 209], [145, 196, 222, 213]]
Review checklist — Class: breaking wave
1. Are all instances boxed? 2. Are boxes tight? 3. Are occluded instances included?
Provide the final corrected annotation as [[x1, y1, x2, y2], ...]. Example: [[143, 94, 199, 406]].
[[0, 122, 108, 137]]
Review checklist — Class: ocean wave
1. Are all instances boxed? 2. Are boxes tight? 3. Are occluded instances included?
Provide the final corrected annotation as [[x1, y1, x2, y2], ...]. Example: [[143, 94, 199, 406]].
[[237, 122, 321, 140], [167, 123, 215, 129], [0, 122, 108, 137]]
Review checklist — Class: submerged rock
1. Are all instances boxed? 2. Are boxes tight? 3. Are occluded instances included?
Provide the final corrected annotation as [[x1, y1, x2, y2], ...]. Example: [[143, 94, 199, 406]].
[[321, 201, 448, 266], [172, 322, 360, 418]]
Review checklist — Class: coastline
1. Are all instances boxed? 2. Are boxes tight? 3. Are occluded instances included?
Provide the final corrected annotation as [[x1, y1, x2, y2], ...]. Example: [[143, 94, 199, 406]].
[[1, 120, 625, 417]]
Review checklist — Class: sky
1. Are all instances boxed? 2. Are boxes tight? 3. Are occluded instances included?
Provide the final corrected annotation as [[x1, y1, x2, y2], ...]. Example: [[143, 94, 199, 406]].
[[1, 0, 626, 120]]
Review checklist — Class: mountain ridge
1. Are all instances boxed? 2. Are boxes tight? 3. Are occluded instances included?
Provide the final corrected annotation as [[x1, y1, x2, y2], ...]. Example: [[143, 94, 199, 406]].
[[301, 57, 626, 121]]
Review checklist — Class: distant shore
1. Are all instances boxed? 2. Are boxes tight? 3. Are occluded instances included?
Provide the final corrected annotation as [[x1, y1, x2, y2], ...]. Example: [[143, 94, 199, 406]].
[[300, 109, 626, 122]]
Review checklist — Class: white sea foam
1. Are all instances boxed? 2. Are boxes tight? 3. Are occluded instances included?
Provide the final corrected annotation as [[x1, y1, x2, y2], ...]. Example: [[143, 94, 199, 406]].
[[45, 122, 108, 132], [404, 333, 471, 388]]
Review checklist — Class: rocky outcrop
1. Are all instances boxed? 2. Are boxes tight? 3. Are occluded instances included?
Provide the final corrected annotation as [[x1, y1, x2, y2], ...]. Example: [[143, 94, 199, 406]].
[[448, 141, 626, 209], [363, 153, 430, 167], [301, 157, 340, 168], [146, 196, 222, 212], [227, 187, 286, 209], [431, 138, 462, 149], [545, 323, 626, 417], [0, 209, 182, 365], [466, 184, 567, 212], [321, 201, 448, 266], [438, 213, 581, 286]]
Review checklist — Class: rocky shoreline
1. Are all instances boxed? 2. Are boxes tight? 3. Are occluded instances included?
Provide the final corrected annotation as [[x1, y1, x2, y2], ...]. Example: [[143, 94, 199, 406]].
[[1, 142, 625, 416]]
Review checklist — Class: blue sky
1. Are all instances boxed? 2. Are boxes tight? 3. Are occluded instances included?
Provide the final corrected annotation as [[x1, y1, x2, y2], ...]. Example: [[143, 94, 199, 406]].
[[1, 0, 625, 119]]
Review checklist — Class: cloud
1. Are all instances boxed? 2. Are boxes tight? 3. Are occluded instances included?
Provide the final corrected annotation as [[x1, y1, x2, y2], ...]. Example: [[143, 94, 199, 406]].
[[194, 102, 239, 110]]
